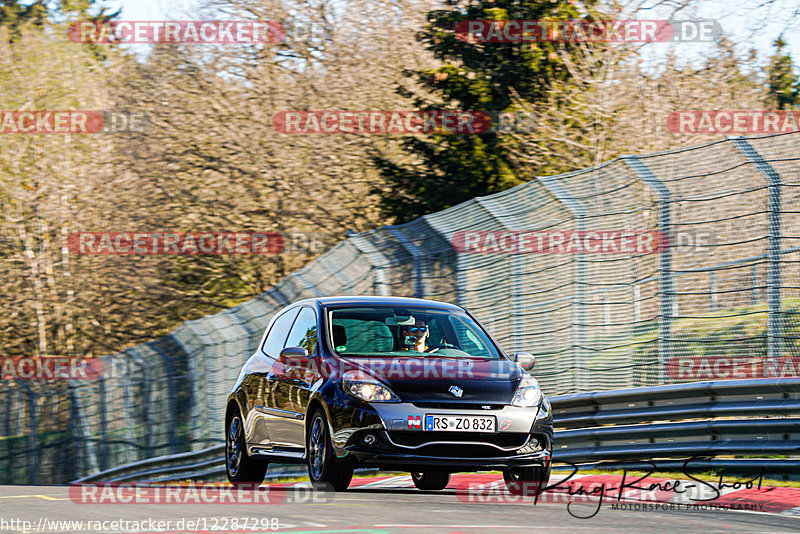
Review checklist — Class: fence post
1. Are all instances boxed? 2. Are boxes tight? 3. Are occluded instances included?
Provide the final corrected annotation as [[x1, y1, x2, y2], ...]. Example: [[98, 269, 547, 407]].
[[624, 156, 673, 384], [731, 138, 782, 369], [538, 176, 588, 391], [126, 350, 153, 457], [347, 232, 391, 296], [709, 271, 718, 311], [97, 375, 108, 470], [386, 227, 425, 298], [16, 380, 37, 485], [66, 381, 100, 478], [471, 198, 528, 354]]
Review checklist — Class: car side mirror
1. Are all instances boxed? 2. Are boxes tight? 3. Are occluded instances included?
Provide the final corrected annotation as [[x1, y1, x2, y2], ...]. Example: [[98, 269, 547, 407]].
[[513, 352, 535, 370], [279, 346, 309, 364]]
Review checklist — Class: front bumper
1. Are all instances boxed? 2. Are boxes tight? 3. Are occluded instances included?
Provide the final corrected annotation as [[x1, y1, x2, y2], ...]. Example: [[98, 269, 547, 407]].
[[348, 436, 551, 471], [331, 398, 553, 471]]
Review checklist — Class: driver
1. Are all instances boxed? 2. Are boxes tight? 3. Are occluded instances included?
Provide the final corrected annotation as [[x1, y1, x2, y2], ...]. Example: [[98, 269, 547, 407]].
[[400, 319, 428, 352]]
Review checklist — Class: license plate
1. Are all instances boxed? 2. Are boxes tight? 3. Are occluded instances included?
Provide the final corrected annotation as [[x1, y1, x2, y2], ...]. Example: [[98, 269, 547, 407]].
[[424, 414, 496, 432]]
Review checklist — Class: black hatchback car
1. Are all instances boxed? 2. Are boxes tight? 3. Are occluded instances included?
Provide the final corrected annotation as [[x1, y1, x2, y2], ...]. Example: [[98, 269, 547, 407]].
[[225, 296, 553, 494]]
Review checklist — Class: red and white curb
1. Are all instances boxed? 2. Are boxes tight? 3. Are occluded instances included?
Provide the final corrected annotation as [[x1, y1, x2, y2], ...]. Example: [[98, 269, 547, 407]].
[[279, 473, 800, 515]]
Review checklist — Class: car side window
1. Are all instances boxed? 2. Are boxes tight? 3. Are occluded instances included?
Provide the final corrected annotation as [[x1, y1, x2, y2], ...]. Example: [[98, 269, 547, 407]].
[[285, 307, 318, 354], [450, 316, 491, 357], [261, 308, 300, 358]]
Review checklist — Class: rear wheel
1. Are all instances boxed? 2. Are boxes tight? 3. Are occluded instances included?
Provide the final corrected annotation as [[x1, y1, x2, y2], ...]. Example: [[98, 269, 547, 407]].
[[411, 471, 450, 491], [226, 407, 268, 486], [307, 408, 354, 491], [503, 464, 550, 497]]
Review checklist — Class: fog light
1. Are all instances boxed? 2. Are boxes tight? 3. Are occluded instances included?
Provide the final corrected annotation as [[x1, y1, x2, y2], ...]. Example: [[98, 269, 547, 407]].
[[363, 434, 376, 445], [517, 437, 541, 454]]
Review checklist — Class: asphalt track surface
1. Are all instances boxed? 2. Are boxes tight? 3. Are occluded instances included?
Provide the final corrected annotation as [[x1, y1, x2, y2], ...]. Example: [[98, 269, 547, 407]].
[[1, 475, 799, 534]]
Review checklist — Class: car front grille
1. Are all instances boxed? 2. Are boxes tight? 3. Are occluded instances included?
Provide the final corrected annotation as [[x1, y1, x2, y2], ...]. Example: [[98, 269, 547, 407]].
[[411, 402, 505, 410], [386, 431, 529, 456]]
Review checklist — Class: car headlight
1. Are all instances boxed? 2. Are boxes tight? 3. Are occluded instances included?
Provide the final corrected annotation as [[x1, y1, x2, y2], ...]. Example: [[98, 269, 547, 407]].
[[511, 373, 542, 407], [342, 370, 399, 402]]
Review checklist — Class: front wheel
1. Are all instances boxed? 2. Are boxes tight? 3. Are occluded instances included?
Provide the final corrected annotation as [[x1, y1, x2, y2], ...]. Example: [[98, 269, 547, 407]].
[[307, 408, 354, 491], [503, 465, 550, 497], [411, 471, 450, 490], [226, 407, 268, 486]]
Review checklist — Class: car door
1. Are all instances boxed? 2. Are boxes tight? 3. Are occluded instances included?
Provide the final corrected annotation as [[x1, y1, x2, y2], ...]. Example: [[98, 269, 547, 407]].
[[269, 306, 319, 450], [245, 307, 299, 449]]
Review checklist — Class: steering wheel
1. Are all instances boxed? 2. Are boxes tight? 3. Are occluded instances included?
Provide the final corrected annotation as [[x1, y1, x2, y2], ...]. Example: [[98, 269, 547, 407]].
[[426, 343, 457, 353]]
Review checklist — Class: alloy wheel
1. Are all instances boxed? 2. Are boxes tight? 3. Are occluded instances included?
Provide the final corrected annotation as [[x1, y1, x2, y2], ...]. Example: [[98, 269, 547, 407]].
[[309, 414, 327, 480]]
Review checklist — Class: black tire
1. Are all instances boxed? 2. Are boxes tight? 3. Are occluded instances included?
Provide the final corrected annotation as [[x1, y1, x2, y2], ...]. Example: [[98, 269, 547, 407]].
[[503, 464, 550, 497], [225, 407, 268, 486], [411, 471, 450, 491], [307, 408, 354, 491]]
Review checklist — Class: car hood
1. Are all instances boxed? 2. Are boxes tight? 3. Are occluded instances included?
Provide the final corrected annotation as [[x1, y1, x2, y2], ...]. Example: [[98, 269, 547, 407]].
[[336, 356, 524, 404]]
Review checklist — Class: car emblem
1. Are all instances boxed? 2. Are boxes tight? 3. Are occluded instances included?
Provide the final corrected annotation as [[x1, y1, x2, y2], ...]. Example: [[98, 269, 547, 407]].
[[448, 385, 463, 398]]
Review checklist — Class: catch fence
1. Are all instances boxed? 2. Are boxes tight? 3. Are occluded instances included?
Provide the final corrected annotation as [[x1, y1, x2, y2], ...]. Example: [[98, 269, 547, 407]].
[[2, 131, 799, 484]]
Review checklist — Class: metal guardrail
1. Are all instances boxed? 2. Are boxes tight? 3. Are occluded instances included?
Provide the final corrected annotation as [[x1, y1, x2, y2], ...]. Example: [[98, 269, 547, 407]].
[[72, 379, 800, 484], [72, 445, 226, 484], [550, 378, 800, 476]]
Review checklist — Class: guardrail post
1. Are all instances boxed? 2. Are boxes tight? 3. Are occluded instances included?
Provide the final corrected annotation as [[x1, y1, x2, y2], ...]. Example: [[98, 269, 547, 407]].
[[731, 138, 782, 370], [624, 156, 673, 384], [538, 177, 588, 390]]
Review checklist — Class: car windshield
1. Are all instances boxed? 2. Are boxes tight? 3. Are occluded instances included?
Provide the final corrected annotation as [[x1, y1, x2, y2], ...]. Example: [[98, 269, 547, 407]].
[[326, 305, 502, 359]]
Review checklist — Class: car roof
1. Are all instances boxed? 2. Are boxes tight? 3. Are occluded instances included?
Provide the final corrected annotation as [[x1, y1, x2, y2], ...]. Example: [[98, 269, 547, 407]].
[[293, 295, 463, 311]]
